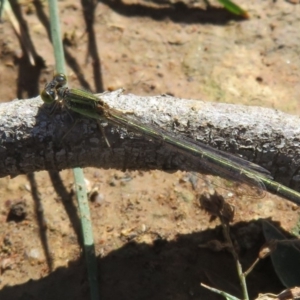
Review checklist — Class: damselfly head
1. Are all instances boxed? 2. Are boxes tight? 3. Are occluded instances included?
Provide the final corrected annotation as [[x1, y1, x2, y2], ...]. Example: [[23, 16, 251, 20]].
[[40, 73, 68, 104]]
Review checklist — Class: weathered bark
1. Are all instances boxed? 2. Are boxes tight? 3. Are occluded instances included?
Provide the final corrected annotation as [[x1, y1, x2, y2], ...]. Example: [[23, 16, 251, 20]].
[[0, 90, 300, 190]]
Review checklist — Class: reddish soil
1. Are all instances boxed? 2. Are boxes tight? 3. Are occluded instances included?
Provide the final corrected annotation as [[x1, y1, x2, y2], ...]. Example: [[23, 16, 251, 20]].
[[0, 0, 300, 299]]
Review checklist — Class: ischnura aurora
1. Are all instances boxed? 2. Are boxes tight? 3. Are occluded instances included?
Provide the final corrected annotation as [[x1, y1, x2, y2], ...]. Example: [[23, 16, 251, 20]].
[[41, 74, 300, 206]]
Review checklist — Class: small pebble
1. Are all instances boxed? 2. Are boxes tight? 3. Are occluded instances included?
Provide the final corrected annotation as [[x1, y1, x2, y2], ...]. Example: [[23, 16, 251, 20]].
[[6, 200, 27, 222]]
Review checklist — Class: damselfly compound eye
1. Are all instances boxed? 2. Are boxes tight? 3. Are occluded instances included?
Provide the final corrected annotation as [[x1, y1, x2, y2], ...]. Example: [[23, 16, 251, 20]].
[[40, 89, 56, 104], [53, 73, 67, 87]]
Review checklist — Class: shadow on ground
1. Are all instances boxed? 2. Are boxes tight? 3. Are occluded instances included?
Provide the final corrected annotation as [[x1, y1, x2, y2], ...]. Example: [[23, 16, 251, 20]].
[[100, 0, 245, 25], [0, 219, 285, 300]]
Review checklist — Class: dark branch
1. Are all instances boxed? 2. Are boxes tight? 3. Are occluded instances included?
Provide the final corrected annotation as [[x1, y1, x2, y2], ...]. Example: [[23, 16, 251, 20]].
[[1, 91, 300, 190]]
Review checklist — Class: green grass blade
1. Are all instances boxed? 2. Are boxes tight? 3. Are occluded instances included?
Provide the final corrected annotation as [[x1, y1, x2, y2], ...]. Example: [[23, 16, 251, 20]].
[[217, 0, 249, 18]]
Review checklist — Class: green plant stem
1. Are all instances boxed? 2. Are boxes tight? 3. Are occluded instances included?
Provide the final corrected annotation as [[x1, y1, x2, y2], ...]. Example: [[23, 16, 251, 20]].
[[47, 1, 99, 299], [201, 283, 241, 300], [48, 0, 65, 73], [244, 258, 260, 277], [73, 168, 99, 300], [221, 221, 249, 300]]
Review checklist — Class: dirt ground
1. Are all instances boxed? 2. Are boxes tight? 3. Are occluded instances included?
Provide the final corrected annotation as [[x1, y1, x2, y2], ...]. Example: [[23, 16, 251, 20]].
[[0, 0, 300, 299]]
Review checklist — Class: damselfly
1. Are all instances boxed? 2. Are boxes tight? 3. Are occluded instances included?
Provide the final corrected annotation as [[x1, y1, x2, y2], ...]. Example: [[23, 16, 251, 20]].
[[40, 74, 300, 205]]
